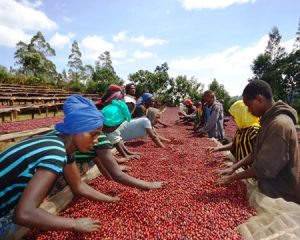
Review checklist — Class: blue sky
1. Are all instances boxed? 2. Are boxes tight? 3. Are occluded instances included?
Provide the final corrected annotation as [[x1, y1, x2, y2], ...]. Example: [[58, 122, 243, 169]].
[[0, 0, 299, 96]]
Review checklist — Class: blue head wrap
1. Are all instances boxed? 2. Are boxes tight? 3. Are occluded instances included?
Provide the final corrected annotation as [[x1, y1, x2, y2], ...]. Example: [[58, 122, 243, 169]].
[[55, 95, 104, 134], [101, 100, 131, 127], [139, 93, 153, 105]]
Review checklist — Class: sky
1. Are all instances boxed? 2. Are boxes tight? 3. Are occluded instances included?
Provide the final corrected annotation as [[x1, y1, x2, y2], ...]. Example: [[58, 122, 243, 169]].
[[0, 0, 299, 96]]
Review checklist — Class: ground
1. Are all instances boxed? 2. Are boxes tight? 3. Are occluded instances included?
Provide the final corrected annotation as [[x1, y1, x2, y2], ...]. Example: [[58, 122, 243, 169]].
[[25, 107, 255, 240]]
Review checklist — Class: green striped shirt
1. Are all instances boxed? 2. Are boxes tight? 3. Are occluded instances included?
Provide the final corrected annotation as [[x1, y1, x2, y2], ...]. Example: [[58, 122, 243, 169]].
[[75, 134, 113, 163], [45, 131, 112, 163]]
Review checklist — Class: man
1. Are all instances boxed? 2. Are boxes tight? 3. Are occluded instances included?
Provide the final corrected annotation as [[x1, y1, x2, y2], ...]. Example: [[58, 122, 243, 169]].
[[196, 90, 225, 141], [216, 80, 300, 204]]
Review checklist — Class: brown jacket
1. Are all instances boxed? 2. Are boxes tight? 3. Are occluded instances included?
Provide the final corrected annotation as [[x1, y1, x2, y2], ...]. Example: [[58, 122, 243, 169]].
[[253, 101, 300, 204]]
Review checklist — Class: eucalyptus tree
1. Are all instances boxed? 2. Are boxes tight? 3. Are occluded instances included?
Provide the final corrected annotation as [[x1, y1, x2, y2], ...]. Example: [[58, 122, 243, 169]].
[[67, 40, 83, 83], [14, 31, 57, 85]]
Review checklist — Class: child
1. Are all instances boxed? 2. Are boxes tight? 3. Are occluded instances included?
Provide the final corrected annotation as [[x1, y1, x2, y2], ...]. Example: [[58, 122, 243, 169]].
[[216, 80, 300, 204]]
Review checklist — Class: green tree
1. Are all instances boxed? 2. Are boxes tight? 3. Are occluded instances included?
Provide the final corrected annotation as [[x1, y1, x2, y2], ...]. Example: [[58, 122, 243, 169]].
[[209, 79, 231, 112], [68, 40, 83, 83], [92, 51, 122, 94], [251, 26, 287, 101], [14, 31, 57, 85], [129, 62, 172, 97]]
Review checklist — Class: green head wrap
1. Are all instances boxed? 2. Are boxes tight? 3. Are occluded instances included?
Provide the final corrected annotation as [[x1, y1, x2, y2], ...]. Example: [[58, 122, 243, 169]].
[[101, 100, 131, 127]]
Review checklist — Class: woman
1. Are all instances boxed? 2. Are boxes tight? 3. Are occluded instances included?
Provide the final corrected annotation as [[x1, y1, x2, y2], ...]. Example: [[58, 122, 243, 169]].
[[0, 95, 118, 239], [132, 92, 154, 118], [207, 100, 260, 165], [103, 100, 168, 160]]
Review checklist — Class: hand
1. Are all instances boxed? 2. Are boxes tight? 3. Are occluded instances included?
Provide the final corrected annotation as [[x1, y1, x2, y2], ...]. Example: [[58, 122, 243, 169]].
[[219, 162, 232, 168], [73, 218, 100, 232], [147, 181, 163, 190], [127, 154, 140, 160], [206, 147, 218, 155], [108, 195, 120, 202], [116, 157, 129, 164], [213, 167, 234, 176], [217, 175, 234, 185]]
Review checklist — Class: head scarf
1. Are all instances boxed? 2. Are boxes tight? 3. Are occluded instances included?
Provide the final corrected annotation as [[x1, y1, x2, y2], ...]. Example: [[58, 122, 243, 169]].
[[146, 107, 160, 126], [140, 93, 153, 104], [228, 100, 260, 129], [101, 100, 131, 127], [103, 91, 125, 104], [55, 95, 104, 134], [184, 99, 193, 106], [108, 85, 122, 92]]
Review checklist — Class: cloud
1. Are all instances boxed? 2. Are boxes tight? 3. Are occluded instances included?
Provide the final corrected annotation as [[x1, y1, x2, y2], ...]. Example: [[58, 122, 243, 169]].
[[49, 32, 74, 49], [130, 35, 168, 47], [111, 50, 128, 59], [80, 35, 114, 60], [20, 0, 42, 8], [0, 0, 57, 31], [113, 31, 128, 42], [132, 50, 156, 59], [0, 25, 31, 47], [178, 0, 256, 10], [62, 16, 73, 24], [169, 35, 270, 95]]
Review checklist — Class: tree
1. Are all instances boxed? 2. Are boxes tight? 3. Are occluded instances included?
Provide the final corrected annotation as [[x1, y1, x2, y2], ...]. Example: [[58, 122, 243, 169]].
[[68, 40, 83, 83], [208, 79, 231, 112], [14, 31, 57, 85], [91, 51, 122, 94], [129, 62, 172, 97], [251, 26, 287, 101]]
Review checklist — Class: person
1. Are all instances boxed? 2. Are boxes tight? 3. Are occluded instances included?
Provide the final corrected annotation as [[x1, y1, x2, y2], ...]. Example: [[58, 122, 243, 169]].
[[103, 100, 168, 159], [176, 99, 196, 125], [95, 86, 125, 109], [146, 106, 171, 128], [216, 80, 300, 204], [192, 100, 203, 131], [125, 83, 136, 100], [132, 92, 154, 118], [124, 95, 136, 114], [146, 107, 171, 142], [207, 100, 260, 166], [195, 90, 225, 141], [125, 83, 137, 114], [0, 95, 119, 239], [75, 133, 162, 191]]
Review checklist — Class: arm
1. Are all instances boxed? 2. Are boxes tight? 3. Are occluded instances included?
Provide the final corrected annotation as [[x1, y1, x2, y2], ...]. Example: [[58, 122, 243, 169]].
[[146, 128, 165, 148], [14, 169, 100, 232], [206, 143, 233, 154], [157, 119, 171, 127], [63, 162, 119, 203], [217, 167, 256, 185], [94, 149, 162, 190], [114, 140, 140, 159], [231, 153, 254, 171]]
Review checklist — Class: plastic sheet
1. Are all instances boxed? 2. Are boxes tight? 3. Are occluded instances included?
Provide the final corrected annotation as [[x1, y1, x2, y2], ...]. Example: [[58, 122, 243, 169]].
[[237, 182, 300, 240]]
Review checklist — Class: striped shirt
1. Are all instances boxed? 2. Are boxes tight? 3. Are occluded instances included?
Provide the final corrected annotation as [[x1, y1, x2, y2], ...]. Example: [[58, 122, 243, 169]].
[[0, 135, 74, 217], [232, 126, 260, 162], [75, 134, 113, 163]]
